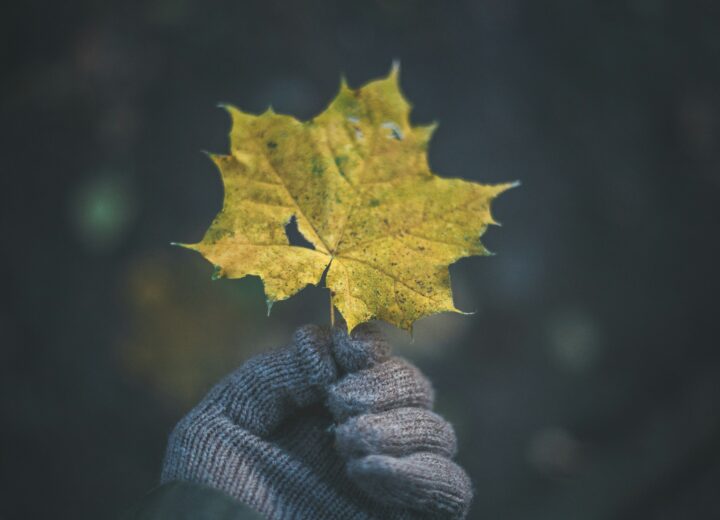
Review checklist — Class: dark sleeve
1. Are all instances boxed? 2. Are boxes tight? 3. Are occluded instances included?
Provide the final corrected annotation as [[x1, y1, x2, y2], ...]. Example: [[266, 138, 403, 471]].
[[121, 481, 264, 520]]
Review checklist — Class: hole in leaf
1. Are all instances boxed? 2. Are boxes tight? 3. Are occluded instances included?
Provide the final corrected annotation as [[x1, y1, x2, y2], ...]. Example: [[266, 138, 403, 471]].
[[285, 215, 315, 249]]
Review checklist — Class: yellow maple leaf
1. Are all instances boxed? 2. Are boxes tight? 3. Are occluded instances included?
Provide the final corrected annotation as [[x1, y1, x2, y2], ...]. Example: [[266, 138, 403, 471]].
[[178, 65, 516, 332]]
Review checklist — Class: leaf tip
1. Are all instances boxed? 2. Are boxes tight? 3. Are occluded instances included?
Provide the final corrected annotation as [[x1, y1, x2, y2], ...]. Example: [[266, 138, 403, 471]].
[[416, 121, 439, 143], [486, 180, 520, 226], [492, 180, 521, 199], [211, 265, 224, 280], [339, 73, 350, 91], [389, 59, 401, 81], [217, 102, 242, 116]]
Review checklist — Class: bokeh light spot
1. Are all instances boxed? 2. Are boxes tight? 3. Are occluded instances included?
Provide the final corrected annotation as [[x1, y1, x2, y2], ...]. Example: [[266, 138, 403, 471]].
[[69, 173, 137, 252], [547, 308, 601, 373]]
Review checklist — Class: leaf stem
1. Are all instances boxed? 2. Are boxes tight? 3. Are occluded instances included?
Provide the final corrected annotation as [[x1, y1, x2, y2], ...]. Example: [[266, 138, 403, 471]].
[[329, 290, 335, 328]]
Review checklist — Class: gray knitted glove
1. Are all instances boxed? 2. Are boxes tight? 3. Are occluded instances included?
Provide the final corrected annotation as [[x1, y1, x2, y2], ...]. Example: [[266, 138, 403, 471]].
[[161, 324, 472, 519]]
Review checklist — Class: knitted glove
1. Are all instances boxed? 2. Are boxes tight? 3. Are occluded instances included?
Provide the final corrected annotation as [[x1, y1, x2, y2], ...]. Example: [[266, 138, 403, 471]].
[[161, 324, 472, 519]]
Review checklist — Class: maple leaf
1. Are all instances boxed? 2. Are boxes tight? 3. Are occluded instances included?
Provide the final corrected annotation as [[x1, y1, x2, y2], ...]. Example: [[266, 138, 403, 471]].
[[178, 65, 516, 332]]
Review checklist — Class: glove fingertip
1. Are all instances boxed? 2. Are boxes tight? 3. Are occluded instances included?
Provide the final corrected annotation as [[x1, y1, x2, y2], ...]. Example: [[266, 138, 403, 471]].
[[336, 408, 458, 459], [335, 416, 373, 459], [294, 324, 337, 387], [332, 323, 390, 373], [348, 453, 473, 519]]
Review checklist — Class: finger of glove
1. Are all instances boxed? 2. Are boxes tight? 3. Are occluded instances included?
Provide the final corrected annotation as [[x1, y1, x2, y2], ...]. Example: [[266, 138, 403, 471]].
[[211, 324, 337, 437], [163, 409, 327, 504], [335, 407, 457, 459], [347, 453, 473, 519], [327, 358, 434, 423], [332, 323, 390, 373]]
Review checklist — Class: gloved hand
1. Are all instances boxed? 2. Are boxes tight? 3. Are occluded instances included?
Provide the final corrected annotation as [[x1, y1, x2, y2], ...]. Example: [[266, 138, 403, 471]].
[[161, 324, 472, 519]]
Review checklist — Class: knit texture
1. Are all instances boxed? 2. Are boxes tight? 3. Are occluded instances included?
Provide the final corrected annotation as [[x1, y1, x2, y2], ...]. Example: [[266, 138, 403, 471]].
[[161, 324, 472, 519]]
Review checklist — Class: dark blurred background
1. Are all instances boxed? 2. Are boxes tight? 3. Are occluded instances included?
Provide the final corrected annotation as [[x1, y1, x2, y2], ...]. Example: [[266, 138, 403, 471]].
[[2, 0, 719, 518]]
